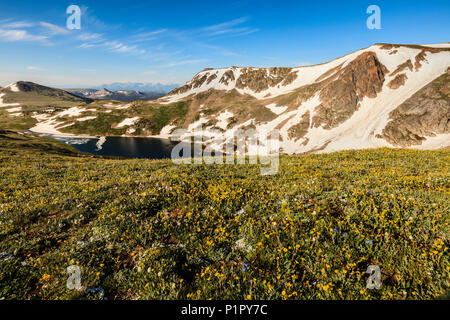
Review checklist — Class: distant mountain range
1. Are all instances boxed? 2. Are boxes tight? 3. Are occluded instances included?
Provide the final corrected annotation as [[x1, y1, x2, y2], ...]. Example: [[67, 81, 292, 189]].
[[67, 88, 165, 102], [89, 82, 179, 93]]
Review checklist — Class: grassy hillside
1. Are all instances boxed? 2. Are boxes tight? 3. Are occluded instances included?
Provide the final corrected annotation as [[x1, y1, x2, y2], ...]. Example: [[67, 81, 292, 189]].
[[0, 131, 82, 156], [0, 82, 90, 108], [60, 100, 191, 136], [0, 133, 448, 300], [0, 110, 37, 130]]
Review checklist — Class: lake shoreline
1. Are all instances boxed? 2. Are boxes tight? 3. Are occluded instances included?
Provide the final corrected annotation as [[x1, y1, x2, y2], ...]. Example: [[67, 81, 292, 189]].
[[27, 128, 177, 142]]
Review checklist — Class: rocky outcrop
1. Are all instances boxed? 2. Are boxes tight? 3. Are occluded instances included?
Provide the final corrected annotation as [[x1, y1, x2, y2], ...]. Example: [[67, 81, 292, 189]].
[[206, 73, 217, 84], [219, 70, 235, 86], [169, 72, 211, 95], [313, 52, 388, 129], [391, 59, 413, 76], [388, 74, 408, 89], [235, 67, 294, 92], [380, 72, 450, 146], [414, 50, 427, 71], [288, 111, 310, 139]]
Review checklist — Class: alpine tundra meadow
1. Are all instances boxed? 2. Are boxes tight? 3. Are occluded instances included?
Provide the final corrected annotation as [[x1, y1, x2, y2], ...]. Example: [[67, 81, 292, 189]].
[[0, 0, 449, 309]]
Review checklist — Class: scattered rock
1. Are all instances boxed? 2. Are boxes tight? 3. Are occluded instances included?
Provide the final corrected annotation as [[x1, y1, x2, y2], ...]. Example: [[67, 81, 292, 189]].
[[86, 286, 106, 300], [0, 252, 13, 261]]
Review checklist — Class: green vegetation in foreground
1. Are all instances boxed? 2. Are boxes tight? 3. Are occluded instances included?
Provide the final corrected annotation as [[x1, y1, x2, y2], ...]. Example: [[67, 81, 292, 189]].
[[0, 132, 448, 300]]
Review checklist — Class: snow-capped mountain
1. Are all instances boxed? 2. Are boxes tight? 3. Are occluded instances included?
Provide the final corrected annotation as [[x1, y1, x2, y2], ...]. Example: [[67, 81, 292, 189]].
[[156, 43, 450, 153], [68, 88, 165, 102]]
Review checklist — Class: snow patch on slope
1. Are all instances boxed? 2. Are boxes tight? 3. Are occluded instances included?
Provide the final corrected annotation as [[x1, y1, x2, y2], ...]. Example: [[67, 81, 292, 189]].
[[4, 82, 20, 92], [411, 133, 450, 149], [306, 50, 450, 153], [6, 107, 22, 113], [57, 107, 88, 117], [116, 117, 140, 128], [422, 43, 450, 48], [265, 104, 287, 115], [215, 110, 234, 130]]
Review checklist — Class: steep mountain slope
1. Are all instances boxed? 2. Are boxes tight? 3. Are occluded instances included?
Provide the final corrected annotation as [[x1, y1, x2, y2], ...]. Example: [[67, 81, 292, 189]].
[[154, 43, 450, 153], [380, 69, 450, 147]]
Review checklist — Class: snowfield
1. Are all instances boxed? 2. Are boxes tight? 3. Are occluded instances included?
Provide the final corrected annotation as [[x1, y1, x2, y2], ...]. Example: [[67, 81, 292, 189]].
[[215, 110, 234, 130], [265, 104, 288, 115], [116, 117, 140, 128]]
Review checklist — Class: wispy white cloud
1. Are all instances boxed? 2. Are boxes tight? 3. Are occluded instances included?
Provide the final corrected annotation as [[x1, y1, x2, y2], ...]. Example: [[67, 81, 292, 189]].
[[201, 17, 258, 38], [0, 20, 34, 29], [129, 29, 167, 43], [203, 17, 249, 32], [40, 22, 70, 35], [168, 30, 238, 57], [166, 59, 209, 67], [26, 66, 39, 70], [78, 43, 96, 49], [0, 29, 48, 43], [78, 33, 103, 41], [103, 41, 146, 55], [0, 19, 49, 44], [77, 36, 146, 56], [158, 17, 256, 58]]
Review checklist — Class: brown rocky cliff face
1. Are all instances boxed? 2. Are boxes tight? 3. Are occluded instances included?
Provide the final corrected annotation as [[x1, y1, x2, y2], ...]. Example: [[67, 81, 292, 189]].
[[388, 74, 408, 89], [288, 111, 310, 139], [353, 52, 388, 98], [169, 72, 211, 95], [380, 72, 450, 147], [235, 67, 295, 93], [169, 67, 298, 96], [415, 50, 427, 71], [206, 73, 217, 84], [391, 59, 413, 76], [219, 70, 235, 86], [168, 84, 191, 95], [313, 52, 388, 129]]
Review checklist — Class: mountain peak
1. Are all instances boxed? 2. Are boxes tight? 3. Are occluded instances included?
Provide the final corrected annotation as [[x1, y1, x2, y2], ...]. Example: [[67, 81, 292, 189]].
[[4, 81, 21, 92], [3, 81, 54, 93], [159, 43, 450, 104]]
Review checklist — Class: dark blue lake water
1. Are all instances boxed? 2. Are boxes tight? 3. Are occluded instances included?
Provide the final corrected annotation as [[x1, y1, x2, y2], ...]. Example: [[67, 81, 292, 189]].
[[41, 135, 201, 159]]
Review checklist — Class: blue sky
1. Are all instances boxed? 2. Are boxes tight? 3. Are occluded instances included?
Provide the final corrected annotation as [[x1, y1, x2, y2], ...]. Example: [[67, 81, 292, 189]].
[[0, 0, 449, 88]]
